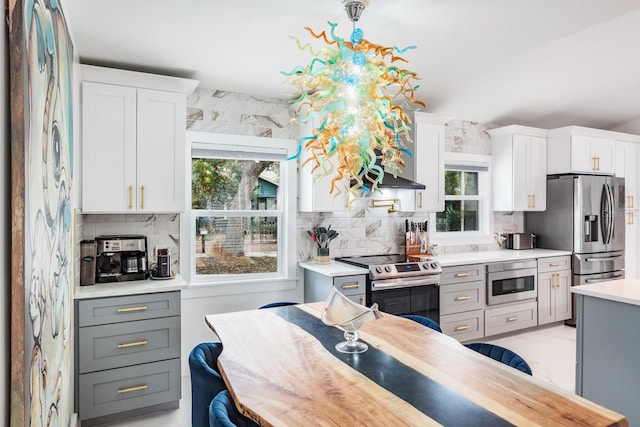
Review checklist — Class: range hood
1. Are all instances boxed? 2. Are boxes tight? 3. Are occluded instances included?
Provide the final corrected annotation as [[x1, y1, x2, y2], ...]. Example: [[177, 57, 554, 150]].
[[352, 149, 426, 191]]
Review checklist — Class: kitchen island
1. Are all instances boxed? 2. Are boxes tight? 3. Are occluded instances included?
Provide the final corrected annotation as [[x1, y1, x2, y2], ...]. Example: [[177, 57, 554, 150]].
[[573, 279, 640, 426]]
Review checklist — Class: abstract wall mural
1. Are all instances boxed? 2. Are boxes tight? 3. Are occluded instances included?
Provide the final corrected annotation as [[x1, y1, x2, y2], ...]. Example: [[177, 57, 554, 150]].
[[9, 0, 74, 425]]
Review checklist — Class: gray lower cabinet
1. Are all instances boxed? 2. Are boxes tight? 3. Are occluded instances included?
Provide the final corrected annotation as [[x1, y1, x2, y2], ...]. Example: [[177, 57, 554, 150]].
[[75, 291, 181, 426], [439, 264, 486, 341], [484, 300, 537, 336], [537, 256, 572, 325], [304, 270, 366, 305]]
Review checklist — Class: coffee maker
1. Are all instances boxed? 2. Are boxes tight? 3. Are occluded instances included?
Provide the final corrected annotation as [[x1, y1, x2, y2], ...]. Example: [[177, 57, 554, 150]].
[[95, 235, 149, 283]]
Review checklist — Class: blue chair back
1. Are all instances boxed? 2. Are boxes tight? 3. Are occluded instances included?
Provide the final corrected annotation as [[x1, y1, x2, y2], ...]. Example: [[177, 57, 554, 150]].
[[209, 390, 259, 427], [401, 314, 442, 333], [465, 342, 533, 375], [189, 342, 227, 427], [258, 301, 297, 309]]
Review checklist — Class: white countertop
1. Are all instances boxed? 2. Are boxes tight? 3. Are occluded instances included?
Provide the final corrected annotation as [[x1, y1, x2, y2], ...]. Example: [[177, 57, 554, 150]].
[[572, 279, 640, 307], [436, 249, 573, 267], [74, 274, 188, 299], [299, 261, 369, 277]]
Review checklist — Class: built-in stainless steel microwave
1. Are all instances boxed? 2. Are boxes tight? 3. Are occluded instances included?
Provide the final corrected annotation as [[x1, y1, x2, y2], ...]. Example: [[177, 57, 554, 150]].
[[487, 260, 537, 305]]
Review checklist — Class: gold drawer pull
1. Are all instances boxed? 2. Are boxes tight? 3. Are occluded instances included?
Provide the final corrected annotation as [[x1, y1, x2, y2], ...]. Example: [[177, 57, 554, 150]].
[[549, 262, 561, 267], [341, 283, 361, 290], [454, 296, 471, 301], [454, 272, 470, 278], [140, 185, 145, 210], [118, 384, 149, 394], [128, 185, 133, 210], [118, 340, 148, 349], [506, 316, 519, 322], [455, 325, 471, 332], [117, 306, 148, 313], [418, 191, 423, 209]]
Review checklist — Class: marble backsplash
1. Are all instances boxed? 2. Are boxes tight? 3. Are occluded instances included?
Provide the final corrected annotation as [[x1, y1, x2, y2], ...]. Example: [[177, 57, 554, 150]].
[[81, 214, 181, 274]]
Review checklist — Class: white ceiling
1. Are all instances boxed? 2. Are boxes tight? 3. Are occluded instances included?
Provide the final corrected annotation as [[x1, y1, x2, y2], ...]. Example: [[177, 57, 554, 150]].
[[64, 0, 640, 134]]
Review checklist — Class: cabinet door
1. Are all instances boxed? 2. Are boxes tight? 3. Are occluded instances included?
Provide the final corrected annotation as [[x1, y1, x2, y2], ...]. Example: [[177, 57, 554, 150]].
[[136, 89, 186, 212], [623, 143, 640, 209], [82, 82, 137, 212], [414, 120, 445, 212], [555, 270, 572, 322], [511, 135, 529, 211], [527, 136, 547, 211], [626, 210, 639, 279], [571, 135, 615, 174], [537, 271, 554, 325]]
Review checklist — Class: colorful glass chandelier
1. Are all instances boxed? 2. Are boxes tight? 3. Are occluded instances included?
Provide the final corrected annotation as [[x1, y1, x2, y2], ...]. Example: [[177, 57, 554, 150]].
[[283, 0, 425, 209]]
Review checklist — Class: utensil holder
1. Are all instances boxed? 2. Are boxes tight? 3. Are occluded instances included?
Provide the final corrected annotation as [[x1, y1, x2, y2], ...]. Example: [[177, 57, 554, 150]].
[[317, 247, 330, 264]]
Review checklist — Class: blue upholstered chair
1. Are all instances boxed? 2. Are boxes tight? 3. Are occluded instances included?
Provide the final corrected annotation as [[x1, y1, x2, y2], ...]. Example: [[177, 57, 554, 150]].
[[189, 342, 227, 427], [258, 301, 297, 309], [400, 314, 442, 333], [209, 390, 260, 427], [465, 342, 533, 375]]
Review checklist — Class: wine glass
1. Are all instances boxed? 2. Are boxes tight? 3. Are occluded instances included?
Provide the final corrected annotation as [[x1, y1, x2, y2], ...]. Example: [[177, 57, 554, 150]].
[[320, 287, 382, 353]]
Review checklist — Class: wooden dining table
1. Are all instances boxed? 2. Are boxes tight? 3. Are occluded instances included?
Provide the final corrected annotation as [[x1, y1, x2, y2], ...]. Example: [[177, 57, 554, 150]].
[[205, 302, 627, 426]]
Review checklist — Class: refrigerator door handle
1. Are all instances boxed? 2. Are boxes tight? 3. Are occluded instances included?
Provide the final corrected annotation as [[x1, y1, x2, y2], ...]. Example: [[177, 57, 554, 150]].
[[600, 184, 609, 245], [585, 273, 624, 283], [607, 183, 615, 244], [585, 255, 624, 262]]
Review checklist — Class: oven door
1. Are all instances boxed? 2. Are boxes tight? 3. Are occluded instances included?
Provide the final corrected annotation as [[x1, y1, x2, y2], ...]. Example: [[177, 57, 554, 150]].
[[370, 276, 440, 322], [487, 267, 537, 306]]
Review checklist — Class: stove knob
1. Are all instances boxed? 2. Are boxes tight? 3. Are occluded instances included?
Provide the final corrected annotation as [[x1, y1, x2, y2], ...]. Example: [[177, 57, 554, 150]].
[[375, 267, 383, 274], [423, 263, 430, 270], [384, 266, 392, 273], [430, 262, 438, 269]]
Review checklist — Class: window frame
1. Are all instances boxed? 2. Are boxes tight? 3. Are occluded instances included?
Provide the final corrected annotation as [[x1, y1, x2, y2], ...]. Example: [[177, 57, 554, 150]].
[[429, 152, 494, 245], [182, 131, 298, 289]]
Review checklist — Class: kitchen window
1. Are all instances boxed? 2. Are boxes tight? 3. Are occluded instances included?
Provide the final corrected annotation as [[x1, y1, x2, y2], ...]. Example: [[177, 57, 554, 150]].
[[430, 152, 492, 243], [184, 131, 297, 287]]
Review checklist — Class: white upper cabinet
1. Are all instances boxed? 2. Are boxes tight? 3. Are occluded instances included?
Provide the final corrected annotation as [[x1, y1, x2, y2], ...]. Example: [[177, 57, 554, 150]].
[[547, 126, 616, 175], [490, 125, 547, 211], [80, 65, 198, 213], [413, 112, 448, 212], [615, 139, 640, 209]]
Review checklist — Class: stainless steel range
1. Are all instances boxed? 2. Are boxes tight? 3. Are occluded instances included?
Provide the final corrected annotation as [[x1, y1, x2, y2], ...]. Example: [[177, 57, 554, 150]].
[[336, 254, 442, 322]]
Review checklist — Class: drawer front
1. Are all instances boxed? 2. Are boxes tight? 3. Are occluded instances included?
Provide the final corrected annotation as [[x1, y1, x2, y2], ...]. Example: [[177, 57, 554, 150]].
[[537, 256, 571, 273], [440, 310, 484, 342], [440, 264, 485, 285], [484, 301, 537, 337], [79, 316, 180, 374], [78, 291, 180, 327], [440, 280, 485, 315], [333, 275, 366, 297], [79, 358, 180, 421]]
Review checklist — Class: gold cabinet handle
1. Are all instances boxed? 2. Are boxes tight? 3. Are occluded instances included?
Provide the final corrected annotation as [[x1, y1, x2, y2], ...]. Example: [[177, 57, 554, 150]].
[[128, 185, 133, 210], [359, 296, 365, 305], [506, 316, 519, 322], [418, 191, 423, 209], [455, 325, 471, 332], [632, 195, 635, 209], [118, 340, 148, 349], [628, 212, 634, 226], [553, 273, 558, 288], [596, 156, 600, 171], [549, 262, 561, 267], [118, 384, 148, 394], [454, 272, 470, 278], [140, 185, 145, 209], [532, 194, 536, 208], [341, 283, 361, 290], [527, 194, 531, 209], [454, 295, 471, 301], [117, 306, 148, 313]]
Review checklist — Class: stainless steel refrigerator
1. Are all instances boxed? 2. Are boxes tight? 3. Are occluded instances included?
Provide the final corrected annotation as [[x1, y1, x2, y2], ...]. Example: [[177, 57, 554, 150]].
[[525, 174, 625, 325]]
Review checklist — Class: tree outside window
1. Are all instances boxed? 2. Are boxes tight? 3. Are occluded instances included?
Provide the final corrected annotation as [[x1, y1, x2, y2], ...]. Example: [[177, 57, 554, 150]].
[[192, 157, 281, 276], [436, 170, 480, 232]]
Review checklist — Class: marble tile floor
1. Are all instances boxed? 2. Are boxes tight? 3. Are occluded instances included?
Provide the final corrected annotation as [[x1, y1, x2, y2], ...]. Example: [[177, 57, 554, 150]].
[[105, 322, 576, 427]]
